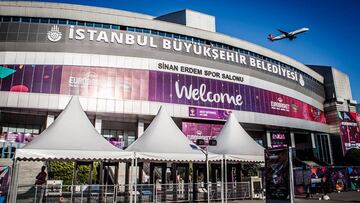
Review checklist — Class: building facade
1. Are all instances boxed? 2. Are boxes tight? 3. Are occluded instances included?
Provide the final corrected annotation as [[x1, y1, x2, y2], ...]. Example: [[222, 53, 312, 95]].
[[0, 1, 357, 165]]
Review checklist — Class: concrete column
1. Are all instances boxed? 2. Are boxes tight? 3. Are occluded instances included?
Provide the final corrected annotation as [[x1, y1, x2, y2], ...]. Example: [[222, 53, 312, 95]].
[[290, 131, 295, 148], [266, 131, 271, 148], [95, 118, 102, 134], [46, 114, 55, 128], [310, 132, 316, 149], [137, 118, 144, 138], [327, 134, 334, 165]]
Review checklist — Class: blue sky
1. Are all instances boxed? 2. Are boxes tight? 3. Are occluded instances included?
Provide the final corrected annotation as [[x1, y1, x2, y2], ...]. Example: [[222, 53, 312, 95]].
[[37, 0, 360, 101]]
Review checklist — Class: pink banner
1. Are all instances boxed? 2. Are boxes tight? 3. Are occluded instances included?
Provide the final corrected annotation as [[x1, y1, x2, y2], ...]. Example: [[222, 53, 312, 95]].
[[182, 122, 223, 146]]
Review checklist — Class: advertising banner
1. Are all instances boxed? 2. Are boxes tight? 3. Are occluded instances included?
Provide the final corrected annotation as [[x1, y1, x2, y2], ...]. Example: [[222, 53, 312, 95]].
[[182, 122, 223, 146], [0, 64, 326, 123], [265, 148, 292, 202], [338, 111, 360, 153], [0, 132, 38, 143]]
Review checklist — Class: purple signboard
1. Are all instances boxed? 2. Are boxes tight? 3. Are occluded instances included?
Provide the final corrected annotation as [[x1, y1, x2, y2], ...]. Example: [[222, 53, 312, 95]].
[[189, 106, 231, 120], [182, 122, 223, 146]]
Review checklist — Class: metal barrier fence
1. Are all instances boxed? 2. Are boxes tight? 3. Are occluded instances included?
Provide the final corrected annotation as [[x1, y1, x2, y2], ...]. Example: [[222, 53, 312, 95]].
[[14, 182, 251, 202]]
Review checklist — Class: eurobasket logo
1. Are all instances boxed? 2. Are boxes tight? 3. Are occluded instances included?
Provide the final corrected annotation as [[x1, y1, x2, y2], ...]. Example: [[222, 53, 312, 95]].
[[47, 25, 62, 42], [271, 97, 290, 112]]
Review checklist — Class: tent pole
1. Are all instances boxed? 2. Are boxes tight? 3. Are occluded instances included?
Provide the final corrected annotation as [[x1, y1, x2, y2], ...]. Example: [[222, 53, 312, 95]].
[[224, 156, 227, 203], [9, 159, 19, 203], [129, 154, 134, 203], [206, 148, 210, 203], [221, 157, 224, 203], [71, 161, 78, 203], [134, 157, 138, 203]]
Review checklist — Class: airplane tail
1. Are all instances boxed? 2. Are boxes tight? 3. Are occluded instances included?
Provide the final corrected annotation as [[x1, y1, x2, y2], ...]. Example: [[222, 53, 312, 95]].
[[268, 34, 274, 41]]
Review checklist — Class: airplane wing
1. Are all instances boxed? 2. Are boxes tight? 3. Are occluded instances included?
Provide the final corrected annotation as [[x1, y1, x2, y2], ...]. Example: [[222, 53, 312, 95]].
[[277, 29, 289, 35]]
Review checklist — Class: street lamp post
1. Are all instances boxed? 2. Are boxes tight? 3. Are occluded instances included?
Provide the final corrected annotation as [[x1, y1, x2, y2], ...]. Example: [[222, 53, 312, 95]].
[[195, 139, 217, 203]]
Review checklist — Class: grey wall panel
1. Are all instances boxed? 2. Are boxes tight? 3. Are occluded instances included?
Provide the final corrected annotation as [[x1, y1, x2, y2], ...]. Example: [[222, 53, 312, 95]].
[[0, 40, 326, 103]]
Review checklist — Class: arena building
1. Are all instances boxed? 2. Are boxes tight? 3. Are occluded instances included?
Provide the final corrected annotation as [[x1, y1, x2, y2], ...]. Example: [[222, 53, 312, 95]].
[[0, 1, 358, 166]]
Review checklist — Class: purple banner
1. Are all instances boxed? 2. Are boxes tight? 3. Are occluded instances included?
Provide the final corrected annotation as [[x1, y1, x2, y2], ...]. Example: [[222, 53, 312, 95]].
[[189, 106, 231, 120], [0, 64, 326, 123], [149, 70, 326, 123]]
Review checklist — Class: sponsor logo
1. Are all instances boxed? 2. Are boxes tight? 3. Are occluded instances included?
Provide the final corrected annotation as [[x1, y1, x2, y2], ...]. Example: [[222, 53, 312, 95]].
[[271, 97, 290, 112], [47, 25, 62, 42]]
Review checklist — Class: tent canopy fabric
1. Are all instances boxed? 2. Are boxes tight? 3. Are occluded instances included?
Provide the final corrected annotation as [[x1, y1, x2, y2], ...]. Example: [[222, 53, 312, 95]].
[[126, 106, 220, 162], [208, 113, 264, 163], [15, 97, 133, 161]]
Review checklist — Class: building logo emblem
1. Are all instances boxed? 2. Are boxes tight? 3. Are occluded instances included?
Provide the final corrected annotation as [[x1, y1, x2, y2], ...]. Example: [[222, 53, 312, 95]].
[[47, 25, 62, 42], [299, 74, 305, 86]]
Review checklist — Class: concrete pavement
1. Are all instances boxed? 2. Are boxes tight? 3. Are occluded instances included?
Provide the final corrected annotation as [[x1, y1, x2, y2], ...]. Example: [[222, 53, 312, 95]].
[[231, 191, 360, 203]]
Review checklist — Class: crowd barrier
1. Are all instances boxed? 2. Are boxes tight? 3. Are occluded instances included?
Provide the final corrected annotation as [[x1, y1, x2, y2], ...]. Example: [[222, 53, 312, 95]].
[[14, 181, 250, 202]]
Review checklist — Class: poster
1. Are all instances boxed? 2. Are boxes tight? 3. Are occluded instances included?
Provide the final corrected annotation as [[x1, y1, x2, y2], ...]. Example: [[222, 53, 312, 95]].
[[270, 132, 288, 149], [182, 122, 223, 146], [265, 148, 291, 202], [338, 111, 360, 154], [347, 167, 360, 191], [0, 166, 12, 197]]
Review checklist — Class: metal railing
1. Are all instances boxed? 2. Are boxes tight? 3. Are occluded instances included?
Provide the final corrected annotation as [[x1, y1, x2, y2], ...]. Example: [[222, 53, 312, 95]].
[[14, 181, 251, 202]]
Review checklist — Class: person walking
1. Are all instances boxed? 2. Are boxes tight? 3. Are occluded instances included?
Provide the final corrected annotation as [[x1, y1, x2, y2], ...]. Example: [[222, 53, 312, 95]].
[[35, 166, 47, 203]]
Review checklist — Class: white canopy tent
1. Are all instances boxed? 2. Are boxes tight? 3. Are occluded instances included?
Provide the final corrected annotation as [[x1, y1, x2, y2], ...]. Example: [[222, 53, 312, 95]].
[[208, 113, 264, 163], [15, 96, 133, 161], [10, 97, 133, 202], [126, 106, 221, 162], [125, 106, 223, 202]]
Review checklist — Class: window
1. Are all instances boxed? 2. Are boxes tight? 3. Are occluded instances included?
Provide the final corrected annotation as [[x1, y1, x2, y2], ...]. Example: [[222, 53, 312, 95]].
[[31, 18, 40, 23], [21, 17, 30, 22], [150, 30, 159, 35], [159, 31, 165, 37], [12, 17, 20, 22], [165, 32, 172, 38], [49, 18, 58, 24], [2, 16, 11, 22], [85, 22, 94, 27], [58, 19, 67, 24], [142, 28, 150, 34], [103, 24, 110, 29], [135, 27, 142, 33], [77, 21, 85, 26], [68, 20, 76, 25], [110, 25, 119, 30], [40, 18, 49, 24], [127, 27, 135, 32], [94, 23, 102, 28]]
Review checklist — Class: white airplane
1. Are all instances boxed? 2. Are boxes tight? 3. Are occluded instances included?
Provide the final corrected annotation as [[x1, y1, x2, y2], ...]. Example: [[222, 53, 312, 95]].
[[268, 27, 309, 41]]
